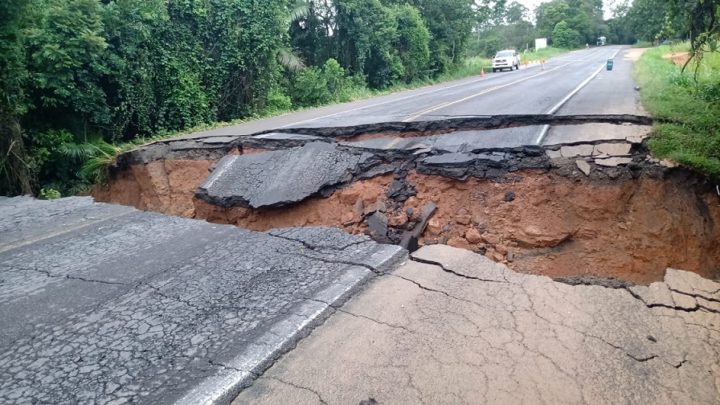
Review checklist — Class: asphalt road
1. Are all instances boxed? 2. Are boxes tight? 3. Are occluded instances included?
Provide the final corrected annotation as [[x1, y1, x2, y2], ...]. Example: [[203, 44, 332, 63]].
[[0, 47, 653, 405], [182, 46, 648, 149], [0, 197, 404, 404]]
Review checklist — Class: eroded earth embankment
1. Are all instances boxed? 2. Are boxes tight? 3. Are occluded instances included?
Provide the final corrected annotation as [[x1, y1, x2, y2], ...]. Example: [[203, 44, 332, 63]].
[[93, 116, 720, 285]]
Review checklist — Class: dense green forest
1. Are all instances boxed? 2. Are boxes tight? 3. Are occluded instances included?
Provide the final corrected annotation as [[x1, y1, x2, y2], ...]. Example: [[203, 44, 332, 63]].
[[0, 0, 716, 196]]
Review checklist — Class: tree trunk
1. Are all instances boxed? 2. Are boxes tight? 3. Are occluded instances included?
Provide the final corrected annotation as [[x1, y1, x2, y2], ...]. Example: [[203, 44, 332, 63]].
[[0, 114, 33, 196]]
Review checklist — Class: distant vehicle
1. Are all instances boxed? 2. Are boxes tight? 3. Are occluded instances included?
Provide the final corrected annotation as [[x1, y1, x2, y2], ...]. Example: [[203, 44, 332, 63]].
[[597, 36, 606, 46], [492, 50, 520, 72]]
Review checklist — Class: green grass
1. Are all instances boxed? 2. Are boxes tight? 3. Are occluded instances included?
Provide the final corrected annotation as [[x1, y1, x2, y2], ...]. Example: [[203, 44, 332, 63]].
[[520, 46, 572, 62], [635, 43, 720, 178], [632, 41, 653, 48]]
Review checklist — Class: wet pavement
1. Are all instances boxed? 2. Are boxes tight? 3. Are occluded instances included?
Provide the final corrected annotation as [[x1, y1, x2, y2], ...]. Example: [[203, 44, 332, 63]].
[[0, 197, 404, 404]]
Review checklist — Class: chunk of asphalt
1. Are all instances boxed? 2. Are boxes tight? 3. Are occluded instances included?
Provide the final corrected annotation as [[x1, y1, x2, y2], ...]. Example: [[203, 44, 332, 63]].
[[196, 142, 374, 208], [251, 132, 324, 141], [421, 153, 478, 167], [0, 197, 407, 405], [576, 159, 591, 176], [594, 157, 633, 167], [367, 212, 390, 243], [400, 202, 437, 251], [593, 142, 632, 156]]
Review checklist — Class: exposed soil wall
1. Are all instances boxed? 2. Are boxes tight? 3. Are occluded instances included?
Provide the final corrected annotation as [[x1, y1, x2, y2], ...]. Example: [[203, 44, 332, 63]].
[[93, 160, 213, 217], [93, 159, 720, 285], [402, 171, 720, 284]]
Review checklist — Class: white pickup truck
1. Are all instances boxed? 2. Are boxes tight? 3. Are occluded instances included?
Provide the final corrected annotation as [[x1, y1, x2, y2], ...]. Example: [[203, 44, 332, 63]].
[[492, 50, 520, 72]]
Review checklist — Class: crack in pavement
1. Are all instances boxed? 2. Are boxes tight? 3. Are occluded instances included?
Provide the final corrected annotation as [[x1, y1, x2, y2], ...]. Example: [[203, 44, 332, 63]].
[[624, 287, 720, 314], [258, 114, 655, 139], [668, 287, 720, 305], [409, 256, 509, 283], [306, 297, 416, 335], [263, 376, 329, 405], [14, 265, 129, 286], [268, 231, 370, 252]]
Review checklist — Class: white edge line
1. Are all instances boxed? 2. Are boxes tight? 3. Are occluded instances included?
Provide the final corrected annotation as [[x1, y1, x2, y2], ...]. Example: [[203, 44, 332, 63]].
[[287, 47, 608, 127], [534, 124, 551, 145], [535, 47, 623, 145], [280, 74, 494, 128], [403, 61, 577, 122], [200, 155, 239, 189]]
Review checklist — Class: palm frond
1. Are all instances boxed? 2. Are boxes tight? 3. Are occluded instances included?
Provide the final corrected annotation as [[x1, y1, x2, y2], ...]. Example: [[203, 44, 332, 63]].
[[58, 142, 101, 160], [59, 139, 119, 185], [278, 47, 305, 71], [288, 0, 311, 23]]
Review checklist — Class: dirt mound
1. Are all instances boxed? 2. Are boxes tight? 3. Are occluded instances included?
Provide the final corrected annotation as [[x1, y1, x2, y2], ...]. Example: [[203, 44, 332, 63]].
[[663, 52, 691, 67]]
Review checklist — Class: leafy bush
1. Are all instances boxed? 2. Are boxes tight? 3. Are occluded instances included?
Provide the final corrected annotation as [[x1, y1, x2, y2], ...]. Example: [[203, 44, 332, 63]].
[[697, 82, 720, 102], [290, 58, 359, 106], [264, 88, 293, 114], [669, 71, 692, 87], [291, 67, 331, 107], [39, 188, 61, 200], [322, 59, 347, 97]]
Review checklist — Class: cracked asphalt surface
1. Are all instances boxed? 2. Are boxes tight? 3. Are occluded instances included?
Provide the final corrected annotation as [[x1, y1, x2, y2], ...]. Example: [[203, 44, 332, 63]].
[[0, 197, 404, 404], [234, 245, 720, 404], [4, 46, 714, 405]]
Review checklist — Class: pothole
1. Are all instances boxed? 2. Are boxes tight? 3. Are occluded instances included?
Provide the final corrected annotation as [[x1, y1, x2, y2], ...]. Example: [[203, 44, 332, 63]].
[[93, 121, 720, 286]]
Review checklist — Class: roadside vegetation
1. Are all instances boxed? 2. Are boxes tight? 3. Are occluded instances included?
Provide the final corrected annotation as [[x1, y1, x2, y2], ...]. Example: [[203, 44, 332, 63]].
[[2, 0, 716, 196], [614, 0, 719, 178], [1, 0, 575, 197], [636, 44, 720, 178]]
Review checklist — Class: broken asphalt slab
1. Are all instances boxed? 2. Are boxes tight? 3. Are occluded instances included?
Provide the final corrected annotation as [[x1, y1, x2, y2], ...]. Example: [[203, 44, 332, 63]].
[[113, 115, 654, 166], [0, 197, 406, 404], [196, 142, 383, 209], [234, 245, 720, 405]]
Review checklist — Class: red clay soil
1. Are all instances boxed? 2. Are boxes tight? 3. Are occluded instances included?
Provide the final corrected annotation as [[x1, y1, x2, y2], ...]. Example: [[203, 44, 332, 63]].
[[94, 161, 720, 285], [93, 160, 213, 217], [401, 171, 720, 284], [194, 174, 395, 233], [663, 52, 691, 67]]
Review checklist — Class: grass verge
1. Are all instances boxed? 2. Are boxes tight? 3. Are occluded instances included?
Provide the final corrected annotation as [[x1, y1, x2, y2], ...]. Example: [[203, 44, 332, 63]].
[[635, 43, 720, 178]]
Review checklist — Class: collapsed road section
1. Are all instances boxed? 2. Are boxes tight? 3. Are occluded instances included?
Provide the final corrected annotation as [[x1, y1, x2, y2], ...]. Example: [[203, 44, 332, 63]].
[[93, 115, 720, 285]]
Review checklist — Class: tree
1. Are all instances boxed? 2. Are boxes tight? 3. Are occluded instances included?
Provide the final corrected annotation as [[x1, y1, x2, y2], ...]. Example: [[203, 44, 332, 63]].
[[0, 0, 32, 195], [393, 4, 430, 82], [668, 0, 719, 68], [536, 0, 605, 45], [470, 0, 535, 57], [25, 0, 111, 138], [394, 0, 475, 73], [552, 20, 581, 48]]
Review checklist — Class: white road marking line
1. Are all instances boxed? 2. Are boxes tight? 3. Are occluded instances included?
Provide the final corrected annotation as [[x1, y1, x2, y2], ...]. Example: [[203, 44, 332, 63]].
[[0, 210, 135, 254], [282, 47, 613, 129], [534, 47, 623, 145], [280, 75, 493, 128], [401, 61, 578, 122], [402, 48, 610, 122]]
